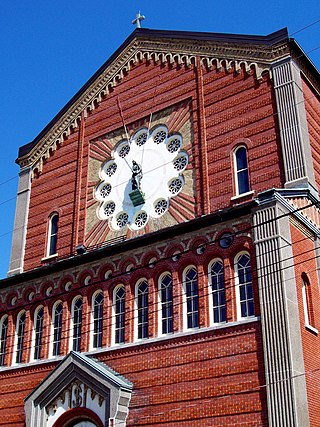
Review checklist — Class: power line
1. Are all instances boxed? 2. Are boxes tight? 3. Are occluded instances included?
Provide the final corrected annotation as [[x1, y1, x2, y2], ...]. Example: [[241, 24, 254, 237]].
[[290, 18, 320, 36]]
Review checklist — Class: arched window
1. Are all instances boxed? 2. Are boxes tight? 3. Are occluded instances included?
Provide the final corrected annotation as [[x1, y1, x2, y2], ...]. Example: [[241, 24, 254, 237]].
[[92, 291, 103, 349], [235, 253, 254, 319], [33, 306, 44, 360], [136, 280, 148, 340], [15, 311, 26, 364], [52, 301, 63, 357], [71, 297, 83, 352], [234, 146, 250, 195], [159, 273, 173, 335], [183, 266, 199, 329], [209, 260, 226, 324], [113, 286, 125, 344], [302, 274, 315, 328], [0, 316, 8, 366], [47, 213, 58, 256]]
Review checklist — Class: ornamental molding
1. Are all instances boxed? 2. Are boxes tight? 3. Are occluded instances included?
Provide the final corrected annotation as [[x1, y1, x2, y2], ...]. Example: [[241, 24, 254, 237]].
[[18, 35, 291, 176]]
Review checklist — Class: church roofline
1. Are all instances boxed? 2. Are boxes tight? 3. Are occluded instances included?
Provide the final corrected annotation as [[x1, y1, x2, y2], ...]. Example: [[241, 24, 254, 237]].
[[17, 27, 291, 161]]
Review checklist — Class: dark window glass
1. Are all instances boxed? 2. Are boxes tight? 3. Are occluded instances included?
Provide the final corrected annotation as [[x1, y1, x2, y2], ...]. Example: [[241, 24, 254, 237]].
[[73, 298, 82, 352], [16, 312, 26, 364], [185, 267, 199, 329], [160, 274, 173, 334], [48, 214, 58, 256], [137, 281, 148, 339], [93, 292, 103, 348], [52, 303, 63, 356], [236, 254, 254, 318], [210, 261, 226, 323], [235, 147, 250, 195], [34, 307, 44, 360], [0, 316, 8, 366], [115, 286, 125, 344]]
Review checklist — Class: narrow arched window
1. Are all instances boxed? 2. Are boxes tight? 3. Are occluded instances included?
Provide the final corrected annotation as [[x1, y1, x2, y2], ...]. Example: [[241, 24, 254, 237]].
[[209, 260, 226, 324], [159, 273, 173, 335], [0, 316, 8, 366], [114, 286, 125, 344], [302, 274, 314, 328], [33, 306, 44, 360], [92, 292, 103, 349], [136, 280, 148, 340], [72, 297, 83, 352], [52, 302, 63, 357], [15, 311, 26, 364], [234, 146, 250, 195], [235, 253, 254, 319], [47, 213, 58, 256], [183, 266, 199, 329]]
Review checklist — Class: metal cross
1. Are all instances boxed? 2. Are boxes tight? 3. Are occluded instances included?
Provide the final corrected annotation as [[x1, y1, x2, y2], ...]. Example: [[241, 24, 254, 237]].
[[132, 11, 145, 28]]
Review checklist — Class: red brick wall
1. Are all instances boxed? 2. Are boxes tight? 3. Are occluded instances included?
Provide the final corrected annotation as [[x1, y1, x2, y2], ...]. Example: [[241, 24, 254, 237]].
[[291, 223, 320, 426], [302, 77, 320, 192]]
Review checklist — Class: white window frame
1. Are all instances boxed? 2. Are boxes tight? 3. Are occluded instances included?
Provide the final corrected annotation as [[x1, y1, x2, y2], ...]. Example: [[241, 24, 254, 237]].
[[208, 258, 226, 325], [69, 296, 83, 352], [90, 290, 104, 351], [112, 285, 126, 345], [13, 310, 26, 365], [49, 300, 63, 358], [135, 279, 149, 341], [0, 315, 8, 366], [182, 266, 199, 331], [233, 146, 250, 196], [30, 305, 44, 362], [158, 272, 173, 336], [46, 213, 59, 257], [234, 252, 254, 320]]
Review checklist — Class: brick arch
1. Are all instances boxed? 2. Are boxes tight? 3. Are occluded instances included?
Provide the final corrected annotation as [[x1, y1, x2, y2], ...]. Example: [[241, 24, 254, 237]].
[[52, 407, 104, 427]]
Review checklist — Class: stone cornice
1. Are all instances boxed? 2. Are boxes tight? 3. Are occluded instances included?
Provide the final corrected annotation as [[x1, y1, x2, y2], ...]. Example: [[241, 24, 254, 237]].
[[18, 34, 291, 175]]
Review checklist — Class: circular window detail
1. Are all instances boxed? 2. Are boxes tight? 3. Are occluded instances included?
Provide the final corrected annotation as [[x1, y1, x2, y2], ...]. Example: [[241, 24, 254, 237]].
[[118, 144, 130, 158], [136, 131, 148, 146], [104, 162, 117, 177], [154, 198, 168, 216], [219, 232, 234, 248], [167, 137, 181, 153], [116, 212, 129, 228], [134, 211, 148, 228], [104, 201, 116, 217], [168, 177, 183, 195], [100, 183, 112, 198], [154, 130, 167, 144], [173, 153, 188, 171]]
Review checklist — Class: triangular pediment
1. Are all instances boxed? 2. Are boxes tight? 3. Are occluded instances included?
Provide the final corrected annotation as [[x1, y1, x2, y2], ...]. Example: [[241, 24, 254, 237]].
[[25, 351, 132, 427], [18, 28, 291, 175]]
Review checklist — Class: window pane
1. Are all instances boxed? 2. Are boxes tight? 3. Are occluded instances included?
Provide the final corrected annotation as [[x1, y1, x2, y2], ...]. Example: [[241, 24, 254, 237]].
[[73, 298, 82, 352], [236, 254, 254, 319], [48, 215, 58, 256], [34, 308, 44, 360], [53, 303, 63, 356], [160, 274, 173, 334], [235, 147, 250, 194], [137, 281, 148, 339], [93, 293, 103, 348], [16, 312, 26, 364], [210, 261, 226, 323], [0, 317, 8, 366], [115, 287, 125, 344], [185, 267, 199, 329]]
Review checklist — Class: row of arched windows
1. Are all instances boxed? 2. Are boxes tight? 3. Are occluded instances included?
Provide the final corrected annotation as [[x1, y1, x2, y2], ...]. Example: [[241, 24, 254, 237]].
[[0, 252, 254, 367]]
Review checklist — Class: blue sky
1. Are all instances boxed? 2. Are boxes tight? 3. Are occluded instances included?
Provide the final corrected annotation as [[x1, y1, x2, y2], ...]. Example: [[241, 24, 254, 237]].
[[0, 0, 319, 279]]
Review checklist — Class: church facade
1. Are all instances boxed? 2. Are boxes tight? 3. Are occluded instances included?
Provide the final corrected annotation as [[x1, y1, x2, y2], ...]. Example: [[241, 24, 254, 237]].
[[1, 27, 320, 426]]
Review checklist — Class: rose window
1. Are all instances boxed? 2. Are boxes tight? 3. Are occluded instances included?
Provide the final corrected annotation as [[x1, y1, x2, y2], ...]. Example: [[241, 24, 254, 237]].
[[154, 130, 167, 144], [154, 199, 168, 216], [116, 212, 129, 228], [104, 201, 116, 216], [168, 178, 183, 195], [100, 183, 112, 198], [95, 124, 189, 230], [134, 211, 148, 228]]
